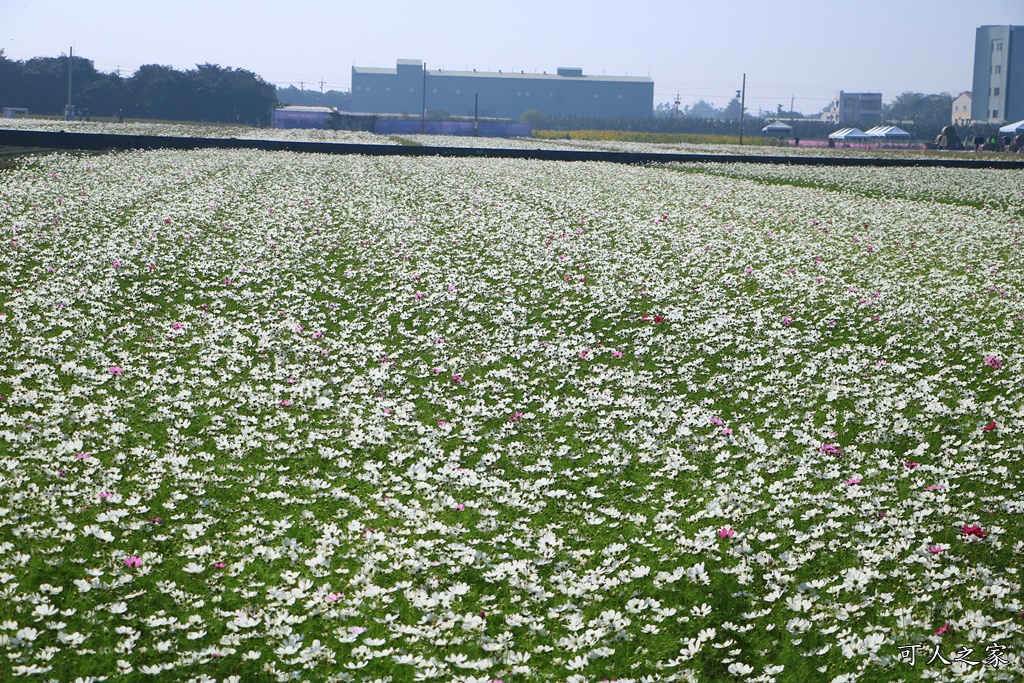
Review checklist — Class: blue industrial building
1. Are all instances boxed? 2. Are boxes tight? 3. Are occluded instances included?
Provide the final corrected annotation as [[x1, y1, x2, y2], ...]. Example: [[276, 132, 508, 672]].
[[351, 60, 653, 120]]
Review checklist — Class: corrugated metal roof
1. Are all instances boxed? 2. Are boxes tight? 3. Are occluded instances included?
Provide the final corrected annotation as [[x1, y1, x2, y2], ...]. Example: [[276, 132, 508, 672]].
[[351, 65, 652, 83], [277, 106, 336, 113]]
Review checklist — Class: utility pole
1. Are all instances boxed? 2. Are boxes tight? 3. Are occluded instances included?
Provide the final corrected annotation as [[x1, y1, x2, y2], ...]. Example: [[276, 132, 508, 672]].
[[66, 47, 73, 120], [320, 78, 324, 94], [421, 62, 427, 134], [738, 73, 746, 145]]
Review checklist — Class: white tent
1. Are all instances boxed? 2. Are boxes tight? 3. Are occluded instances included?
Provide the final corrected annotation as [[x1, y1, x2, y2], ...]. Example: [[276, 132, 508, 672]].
[[828, 127, 870, 140], [999, 119, 1024, 134], [865, 125, 911, 139], [761, 120, 793, 136]]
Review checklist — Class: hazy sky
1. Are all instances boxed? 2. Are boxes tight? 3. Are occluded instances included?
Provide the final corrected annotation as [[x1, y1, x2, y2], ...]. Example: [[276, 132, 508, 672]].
[[2, 0, 1021, 113]]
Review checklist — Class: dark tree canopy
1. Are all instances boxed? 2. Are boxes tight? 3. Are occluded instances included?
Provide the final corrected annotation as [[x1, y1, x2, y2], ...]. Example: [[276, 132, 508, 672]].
[[883, 92, 954, 138], [0, 52, 278, 125]]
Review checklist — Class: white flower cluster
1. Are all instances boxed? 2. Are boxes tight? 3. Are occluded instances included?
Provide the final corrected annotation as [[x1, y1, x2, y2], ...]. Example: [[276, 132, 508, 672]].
[[0, 145, 1021, 682]]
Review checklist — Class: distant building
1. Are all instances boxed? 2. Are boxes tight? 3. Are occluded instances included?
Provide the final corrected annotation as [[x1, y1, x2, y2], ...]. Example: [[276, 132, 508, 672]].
[[971, 25, 1024, 123], [822, 92, 883, 127], [272, 106, 335, 129], [951, 92, 972, 126], [350, 60, 654, 120]]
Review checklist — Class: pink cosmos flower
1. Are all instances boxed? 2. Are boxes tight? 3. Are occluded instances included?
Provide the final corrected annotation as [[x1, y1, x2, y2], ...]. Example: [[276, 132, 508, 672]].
[[112, 259, 122, 268], [212, 562, 227, 568], [279, 399, 292, 407], [710, 416, 724, 426], [984, 355, 1003, 369], [108, 366, 123, 376], [327, 592, 343, 602], [432, 367, 443, 374], [962, 525, 986, 538], [452, 504, 466, 511], [905, 461, 919, 469], [285, 377, 297, 384], [717, 527, 736, 538], [720, 428, 733, 436], [170, 322, 184, 330], [414, 292, 423, 300], [845, 477, 862, 486], [782, 316, 793, 327], [578, 350, 589, 359], [100, 492, 112, 499], [451, 374, 462, 385], [508, 411, 525, 422], [927, 545, 945, 554], [925, 484, 945, 491], [74, 452, 91, 460], [819, 443, 843, 456], [611, 350, 623, 359], [934, 622, 950, 635], [984, 421, 997, 432], [124, 555, 143, 568]]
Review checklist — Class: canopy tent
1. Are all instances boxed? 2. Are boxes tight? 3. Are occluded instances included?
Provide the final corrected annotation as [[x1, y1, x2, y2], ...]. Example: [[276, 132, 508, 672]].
[[761, 120, 793, 136], [828, 127, 870, 140], [864, 125, 911, 139], [999, 119, 1024, 134]]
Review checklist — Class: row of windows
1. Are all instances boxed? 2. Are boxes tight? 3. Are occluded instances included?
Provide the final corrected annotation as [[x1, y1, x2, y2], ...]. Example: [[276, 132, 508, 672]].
[[355, 85, 625, 99], [990, 87, 1001, 97], [992, 40, 1003, 52], [991, 64, 1002, 74]]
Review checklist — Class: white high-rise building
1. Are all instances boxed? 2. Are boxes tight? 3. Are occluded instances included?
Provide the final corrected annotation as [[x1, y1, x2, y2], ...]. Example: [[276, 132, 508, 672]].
[[971, 26, 1024, 124]]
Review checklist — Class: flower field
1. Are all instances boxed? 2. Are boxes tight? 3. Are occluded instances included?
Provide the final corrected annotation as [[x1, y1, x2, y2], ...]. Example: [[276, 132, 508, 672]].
[[1, 146, 1022, 683]]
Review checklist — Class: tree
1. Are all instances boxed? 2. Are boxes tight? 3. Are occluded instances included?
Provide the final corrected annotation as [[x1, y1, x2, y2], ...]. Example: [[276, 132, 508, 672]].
[[884, 92, 953, 137], [16, 55, 99, 114], [277, 86, 352, 111], [130, 64, 188, 120], [520, 108, 545, 126], [0, 51, 24, 108], [78, 72, 132, 117], [719, 97, 746, 121], [683, 100, 720, 118]]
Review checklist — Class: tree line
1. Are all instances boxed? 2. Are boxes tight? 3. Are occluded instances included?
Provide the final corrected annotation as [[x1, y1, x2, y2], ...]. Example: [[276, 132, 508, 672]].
[[646, 92, 960, 139], [0, 52, 277, 126]]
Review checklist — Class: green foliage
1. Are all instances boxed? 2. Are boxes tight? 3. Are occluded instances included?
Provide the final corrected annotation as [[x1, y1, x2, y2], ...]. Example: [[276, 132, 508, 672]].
[[276, 85, 351, 111], [0, 54, 278, 125], [520, 108, 545, 126], [883, 92, 954, 138]]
